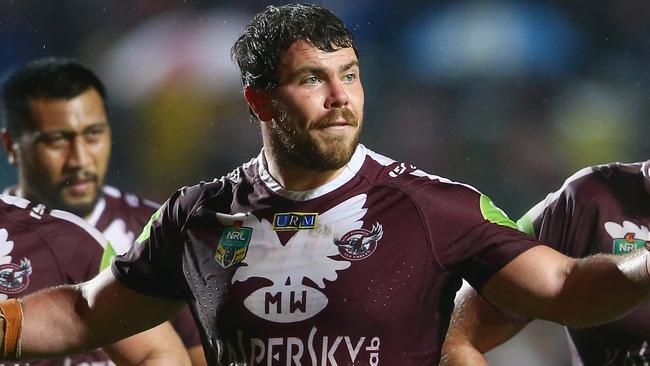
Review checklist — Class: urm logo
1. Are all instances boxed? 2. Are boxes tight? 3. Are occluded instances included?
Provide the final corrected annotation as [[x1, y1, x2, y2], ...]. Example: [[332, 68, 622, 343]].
[[273, 213, 318, 231]]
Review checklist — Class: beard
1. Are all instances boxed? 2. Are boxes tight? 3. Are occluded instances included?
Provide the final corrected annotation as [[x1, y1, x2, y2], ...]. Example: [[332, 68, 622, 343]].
[[268, 104, 362, 172], [36, 172, 102, 218]]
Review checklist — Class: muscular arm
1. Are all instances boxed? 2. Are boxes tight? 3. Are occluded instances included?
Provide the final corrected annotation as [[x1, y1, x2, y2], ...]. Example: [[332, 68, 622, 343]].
[[17, 269, 189, 364], [442, 245, 650, 365], [440, 283, 529, 366], [482, 245, 650, 328], [104, 323, 190, 366]]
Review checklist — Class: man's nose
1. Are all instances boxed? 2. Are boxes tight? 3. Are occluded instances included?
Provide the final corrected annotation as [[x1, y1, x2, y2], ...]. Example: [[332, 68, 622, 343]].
[[324, 80, 349, 109], [66, 136, 91, 168]]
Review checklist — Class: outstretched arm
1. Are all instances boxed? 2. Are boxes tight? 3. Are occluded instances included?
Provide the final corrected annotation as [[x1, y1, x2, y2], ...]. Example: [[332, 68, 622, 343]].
[[14, 269, 188, 363], [482, 245, 650, 328], [440, 282, 529, 365]]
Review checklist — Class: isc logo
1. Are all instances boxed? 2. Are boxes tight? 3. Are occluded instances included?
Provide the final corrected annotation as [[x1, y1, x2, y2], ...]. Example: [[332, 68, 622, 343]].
[[272, 213, 318, 231]]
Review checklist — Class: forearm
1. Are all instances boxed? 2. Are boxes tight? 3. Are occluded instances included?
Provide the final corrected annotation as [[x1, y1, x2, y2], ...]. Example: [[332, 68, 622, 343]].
[[552, 250, 650, 327], [19, 284, 101, 359], [104, 323, 192, 366], [483, 246, 650, 328], [442, 283, 528, 365], [440, 339, 488, 366]]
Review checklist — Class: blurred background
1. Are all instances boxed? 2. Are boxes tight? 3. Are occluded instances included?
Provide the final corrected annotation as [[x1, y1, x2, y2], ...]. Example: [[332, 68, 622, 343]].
[[1, 1, 649, 364]]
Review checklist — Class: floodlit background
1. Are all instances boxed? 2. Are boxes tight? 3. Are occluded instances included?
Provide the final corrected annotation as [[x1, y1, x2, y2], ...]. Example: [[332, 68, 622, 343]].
[[2, 1, 649, 364]]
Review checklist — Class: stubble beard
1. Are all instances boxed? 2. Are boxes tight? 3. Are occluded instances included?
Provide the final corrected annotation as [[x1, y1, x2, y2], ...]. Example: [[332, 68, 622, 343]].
[[269, 106, 362, 172]]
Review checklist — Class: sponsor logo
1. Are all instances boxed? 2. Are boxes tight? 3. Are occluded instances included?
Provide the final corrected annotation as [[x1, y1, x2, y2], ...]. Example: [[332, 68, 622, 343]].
[[334, 223, 383, 261], [272, 213, 318, 231], [613, 233, 646, 254], [222, 327, 381, 366], [0, 258, 32, 294], [215, 221, 252, 268]]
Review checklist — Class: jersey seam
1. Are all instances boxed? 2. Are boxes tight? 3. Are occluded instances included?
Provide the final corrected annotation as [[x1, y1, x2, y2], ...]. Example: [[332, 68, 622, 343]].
[[2, 213, 70, 284], [357, 171, 446, 272]]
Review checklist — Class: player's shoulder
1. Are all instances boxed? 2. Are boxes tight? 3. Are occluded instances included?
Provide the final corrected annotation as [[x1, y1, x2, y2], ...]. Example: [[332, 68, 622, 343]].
[[174, 155, 260, 214], [360, 145, 482, 201], [0, 194, 107, 249], [559, 162, 641, 199], [102, 186, 159, 212]]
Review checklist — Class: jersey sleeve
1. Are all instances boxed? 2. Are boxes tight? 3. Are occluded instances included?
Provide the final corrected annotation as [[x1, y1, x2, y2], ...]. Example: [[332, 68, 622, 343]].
[[415, 182, 540, 290], [515, 169, 598, 258], [111, 188, 192, 300], [47, 209, 109, 282]]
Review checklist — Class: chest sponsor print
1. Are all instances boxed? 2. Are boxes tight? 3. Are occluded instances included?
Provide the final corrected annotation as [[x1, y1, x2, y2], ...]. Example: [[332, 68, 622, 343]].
[[219, 194, 369, 323], [272, 213, 318, 231], [604, 221, 650, 255]]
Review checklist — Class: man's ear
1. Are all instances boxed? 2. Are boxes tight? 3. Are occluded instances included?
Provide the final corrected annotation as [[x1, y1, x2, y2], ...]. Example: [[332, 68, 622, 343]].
[[1, 130, 17, 166], [244, 87, 275, 122]]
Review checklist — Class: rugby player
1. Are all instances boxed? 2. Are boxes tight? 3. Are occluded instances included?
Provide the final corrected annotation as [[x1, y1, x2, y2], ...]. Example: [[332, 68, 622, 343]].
[[0, 193, 189, 365], [442, 161, 650, 365], [0, 58, 204, 365], [0, 4, 650, 365]]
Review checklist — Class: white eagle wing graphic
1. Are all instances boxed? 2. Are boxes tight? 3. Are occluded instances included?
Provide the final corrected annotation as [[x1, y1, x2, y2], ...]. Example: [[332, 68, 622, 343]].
[[604, 222, 625, 239], [232, 194, 368, 288], [604, 221, 649, 240], [0, 229, 13, 265]]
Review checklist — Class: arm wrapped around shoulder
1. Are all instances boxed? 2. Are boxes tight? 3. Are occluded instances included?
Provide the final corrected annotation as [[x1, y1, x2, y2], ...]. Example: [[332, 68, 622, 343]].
[[0, 299, 23, 359]]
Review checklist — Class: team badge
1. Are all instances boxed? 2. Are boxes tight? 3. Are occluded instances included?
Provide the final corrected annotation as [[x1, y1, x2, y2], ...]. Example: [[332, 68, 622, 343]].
[[334, 223, 383, 261], [272, 212, 318, 231], [215, 221, 252, 268], [0, 258, 32, 294]]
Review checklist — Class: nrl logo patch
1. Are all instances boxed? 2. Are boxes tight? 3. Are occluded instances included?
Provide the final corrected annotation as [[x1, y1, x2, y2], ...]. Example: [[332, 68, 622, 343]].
[[334, 223, 383, 261], [272, 212, 318, 231], [215, 221, 252, 268], [612, 233, 646, 255], [604, 221, 650, 255], [0, 258, 32, 294]]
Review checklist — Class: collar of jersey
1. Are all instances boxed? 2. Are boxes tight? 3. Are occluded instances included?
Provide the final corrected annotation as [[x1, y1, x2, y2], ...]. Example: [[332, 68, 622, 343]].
[[258, 144, 367, 201], [86, 196, 106, 226]]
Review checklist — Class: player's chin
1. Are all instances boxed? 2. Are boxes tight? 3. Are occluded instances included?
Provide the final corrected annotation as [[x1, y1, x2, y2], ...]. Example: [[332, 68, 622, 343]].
[[61, 189, 98, 211]]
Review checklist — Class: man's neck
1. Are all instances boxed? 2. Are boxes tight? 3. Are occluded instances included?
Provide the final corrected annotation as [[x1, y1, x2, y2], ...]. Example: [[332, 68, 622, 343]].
[[263, 149, 347, 192]]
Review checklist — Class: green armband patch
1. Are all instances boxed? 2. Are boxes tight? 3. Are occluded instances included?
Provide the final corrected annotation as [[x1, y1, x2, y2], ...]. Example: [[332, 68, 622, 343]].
[[99, 241, 117, 271], [516, 213, 536, 236], [135, 205, 164, 244], [479, 194, 518, 230]]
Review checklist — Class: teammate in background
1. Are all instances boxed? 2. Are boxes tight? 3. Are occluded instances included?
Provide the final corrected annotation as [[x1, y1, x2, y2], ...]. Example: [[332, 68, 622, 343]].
[[441, 161, 650, 365], [0, 58, 205, 365], [0, 193, 189, 365], [1, 4, 650, 365]]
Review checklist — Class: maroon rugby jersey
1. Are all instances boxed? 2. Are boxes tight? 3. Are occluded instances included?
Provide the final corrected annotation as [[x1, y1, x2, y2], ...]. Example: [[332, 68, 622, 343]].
[[87, 186, 201, 348], [0, 194, 113, 366], [113, 144, 538, 365], [517, 161, 650, 365]]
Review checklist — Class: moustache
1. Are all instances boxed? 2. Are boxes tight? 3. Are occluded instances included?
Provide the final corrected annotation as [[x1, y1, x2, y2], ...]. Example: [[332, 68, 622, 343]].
[[312, 109, 359, 129], [58, 172, 99, 189]]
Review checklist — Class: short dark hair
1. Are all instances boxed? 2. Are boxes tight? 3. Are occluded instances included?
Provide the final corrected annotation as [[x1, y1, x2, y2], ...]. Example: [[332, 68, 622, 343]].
[[231, 3, 358, 92], [1, 57, 107, 137]]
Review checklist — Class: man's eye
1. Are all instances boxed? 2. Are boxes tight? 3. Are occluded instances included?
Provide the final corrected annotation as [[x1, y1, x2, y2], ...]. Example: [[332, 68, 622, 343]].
[[343, 73, 357, 82], [303, 76, 320, 85], [41, 134, 67, 145]]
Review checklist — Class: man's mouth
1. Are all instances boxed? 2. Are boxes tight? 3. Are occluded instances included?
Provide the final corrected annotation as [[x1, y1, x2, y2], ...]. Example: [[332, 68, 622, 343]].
[[63, 177, 97, 195]]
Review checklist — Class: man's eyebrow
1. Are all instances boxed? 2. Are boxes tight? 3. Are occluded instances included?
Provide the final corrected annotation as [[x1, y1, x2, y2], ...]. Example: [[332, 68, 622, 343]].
[[292, 61, 359, 77], [340, 61, 359, 72]]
